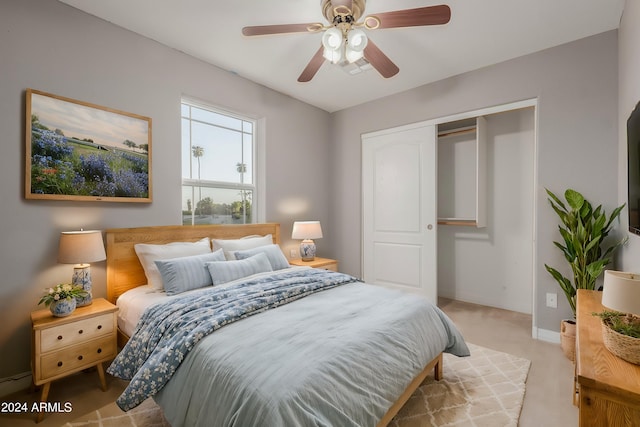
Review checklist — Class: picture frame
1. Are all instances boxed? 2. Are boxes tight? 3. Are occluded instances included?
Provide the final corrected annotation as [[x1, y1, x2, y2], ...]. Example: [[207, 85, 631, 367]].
[[25, 89, 152, 203]]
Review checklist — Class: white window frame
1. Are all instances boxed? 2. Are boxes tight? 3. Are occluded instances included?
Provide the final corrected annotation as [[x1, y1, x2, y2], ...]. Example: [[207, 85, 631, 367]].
[[181, 97, 263, 224]]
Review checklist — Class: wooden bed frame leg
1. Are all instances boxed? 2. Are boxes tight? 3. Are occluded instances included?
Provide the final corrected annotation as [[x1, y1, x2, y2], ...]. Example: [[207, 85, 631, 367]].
[[434, 353, 443, 381], [376, 352, 444, 427]]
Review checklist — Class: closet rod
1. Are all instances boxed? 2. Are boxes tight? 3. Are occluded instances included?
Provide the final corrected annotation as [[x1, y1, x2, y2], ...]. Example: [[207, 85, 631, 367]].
[[437, 126, 476, 139]]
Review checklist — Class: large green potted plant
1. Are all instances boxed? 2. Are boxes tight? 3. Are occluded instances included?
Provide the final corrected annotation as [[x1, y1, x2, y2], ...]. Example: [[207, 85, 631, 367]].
[[544, 188, 626, 360]]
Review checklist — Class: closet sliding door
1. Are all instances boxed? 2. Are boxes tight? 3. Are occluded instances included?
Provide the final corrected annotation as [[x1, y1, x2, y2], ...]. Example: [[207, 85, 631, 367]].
[[362, 123, 438, 303]]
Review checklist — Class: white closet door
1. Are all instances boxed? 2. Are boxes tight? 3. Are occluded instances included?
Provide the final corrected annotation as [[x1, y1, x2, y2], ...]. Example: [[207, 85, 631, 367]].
[[362, 124, 437, 303]]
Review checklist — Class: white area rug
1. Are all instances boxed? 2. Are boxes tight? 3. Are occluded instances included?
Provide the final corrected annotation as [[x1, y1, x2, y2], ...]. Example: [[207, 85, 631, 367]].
[[65, 343, 530, 427], [391, 343, 531, 427]]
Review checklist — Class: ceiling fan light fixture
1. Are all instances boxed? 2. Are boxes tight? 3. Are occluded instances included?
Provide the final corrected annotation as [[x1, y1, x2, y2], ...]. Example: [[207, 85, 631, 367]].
[[243, 1, 452, 82], [345, 45, 364, 63], [323, 47, 344, 64], [345, 28, 368, 63], [322, 27, 345, 64]]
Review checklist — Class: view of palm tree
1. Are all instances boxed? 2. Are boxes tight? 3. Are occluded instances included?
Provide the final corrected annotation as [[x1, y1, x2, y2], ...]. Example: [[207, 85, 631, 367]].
[[182, 102, 254, 225], [192, 145, 204, 204]]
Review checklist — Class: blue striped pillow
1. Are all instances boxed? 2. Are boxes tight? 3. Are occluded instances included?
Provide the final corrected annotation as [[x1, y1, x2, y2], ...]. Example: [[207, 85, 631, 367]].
[[155, 249, 226, 295], [206, 252, 273, 286]]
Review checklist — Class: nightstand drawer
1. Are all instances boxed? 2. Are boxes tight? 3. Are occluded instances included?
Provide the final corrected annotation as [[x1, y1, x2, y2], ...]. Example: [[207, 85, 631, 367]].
[[40, 312, 114, 352], [40, 335, 116, 380]]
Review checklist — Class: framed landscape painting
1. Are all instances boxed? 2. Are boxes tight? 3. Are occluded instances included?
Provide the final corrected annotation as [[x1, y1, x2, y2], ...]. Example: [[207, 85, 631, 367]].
[[25, 89, 152, 202]]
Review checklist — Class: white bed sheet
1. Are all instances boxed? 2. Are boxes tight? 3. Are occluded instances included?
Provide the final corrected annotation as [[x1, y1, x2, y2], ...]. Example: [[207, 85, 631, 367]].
[[116, 285, 167, 337], [116, 266, 310, 337]]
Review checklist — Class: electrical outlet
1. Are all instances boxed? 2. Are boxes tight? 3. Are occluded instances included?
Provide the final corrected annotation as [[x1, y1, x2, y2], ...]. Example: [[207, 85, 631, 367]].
[[546, 292, 557, 308], [290, 249, 298, 258]]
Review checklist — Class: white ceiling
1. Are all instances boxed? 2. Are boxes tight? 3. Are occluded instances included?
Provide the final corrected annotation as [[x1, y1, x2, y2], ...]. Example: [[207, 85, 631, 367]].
[[57, 0, 624, 113]]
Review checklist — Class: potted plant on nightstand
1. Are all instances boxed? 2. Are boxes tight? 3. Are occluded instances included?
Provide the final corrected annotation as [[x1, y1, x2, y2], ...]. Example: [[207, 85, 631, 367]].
[[38, 283, 88, 317], [544, 188, 626, 361]]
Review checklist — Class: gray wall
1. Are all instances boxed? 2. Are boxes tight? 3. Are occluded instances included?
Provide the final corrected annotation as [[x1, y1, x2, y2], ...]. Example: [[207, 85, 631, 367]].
[[0, 0, 331, 379], [620, 1, 640, 270], [329, 30, 619, 334]]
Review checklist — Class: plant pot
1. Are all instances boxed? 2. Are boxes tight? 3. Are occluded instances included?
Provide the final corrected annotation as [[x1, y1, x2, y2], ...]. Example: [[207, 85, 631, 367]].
[[560, 319, 576, 361], [49, 298, 76, 317]]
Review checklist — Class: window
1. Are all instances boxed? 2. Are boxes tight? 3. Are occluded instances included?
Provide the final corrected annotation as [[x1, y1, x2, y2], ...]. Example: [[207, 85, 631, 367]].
[[181, 100, 256, 225]]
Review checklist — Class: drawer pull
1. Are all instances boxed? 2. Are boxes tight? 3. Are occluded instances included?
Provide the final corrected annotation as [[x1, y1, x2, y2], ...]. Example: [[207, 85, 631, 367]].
[[97, 348, 102, 354], [97, 325, 102, 330], [57, 361, 63, 367], [77, 355, 83, 361], [78, 329, 83, 334], [57, 335, 63, 340]]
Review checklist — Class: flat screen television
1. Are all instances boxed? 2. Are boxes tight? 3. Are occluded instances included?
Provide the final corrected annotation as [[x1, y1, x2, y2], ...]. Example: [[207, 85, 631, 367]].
[[628, 101, 640, 235]]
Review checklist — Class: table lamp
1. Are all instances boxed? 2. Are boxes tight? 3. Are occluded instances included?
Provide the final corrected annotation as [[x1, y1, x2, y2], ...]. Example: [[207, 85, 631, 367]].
[[292, 221, 323, 261], [602, 270, 640, 315], [58, 230, 106, 306]]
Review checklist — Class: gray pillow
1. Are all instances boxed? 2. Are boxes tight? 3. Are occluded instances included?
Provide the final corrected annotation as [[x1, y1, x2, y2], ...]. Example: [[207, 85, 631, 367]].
[[206, 252, 273, 286], [155, 249, 225, 295], [234, 244, 290, 271]]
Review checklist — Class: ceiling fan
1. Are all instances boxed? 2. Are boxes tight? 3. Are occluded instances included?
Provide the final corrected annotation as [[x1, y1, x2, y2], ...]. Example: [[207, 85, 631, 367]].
[[242, 0, 451, 82]]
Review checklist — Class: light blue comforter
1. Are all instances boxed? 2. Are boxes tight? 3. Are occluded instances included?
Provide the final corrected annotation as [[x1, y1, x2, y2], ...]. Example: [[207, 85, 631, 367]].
[[108, 268, 357, 410], [111, 268, 469, 426]]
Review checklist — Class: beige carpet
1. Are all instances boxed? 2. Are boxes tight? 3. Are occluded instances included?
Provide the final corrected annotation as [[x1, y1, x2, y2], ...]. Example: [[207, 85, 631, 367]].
[[64, 343, 530, 427]]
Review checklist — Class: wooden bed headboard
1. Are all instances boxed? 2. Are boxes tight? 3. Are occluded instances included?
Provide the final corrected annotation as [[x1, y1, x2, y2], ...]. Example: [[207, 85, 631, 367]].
[[106, 223, 281, 303]]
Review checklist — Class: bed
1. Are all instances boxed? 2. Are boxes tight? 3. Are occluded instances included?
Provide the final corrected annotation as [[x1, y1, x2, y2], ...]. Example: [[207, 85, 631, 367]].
[[105, 223, 469, 427]]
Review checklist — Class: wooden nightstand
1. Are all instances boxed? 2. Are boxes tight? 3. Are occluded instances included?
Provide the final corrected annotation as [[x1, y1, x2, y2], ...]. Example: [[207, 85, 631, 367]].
[[31, 298, 118, 422], [289, 257, 338, 271]]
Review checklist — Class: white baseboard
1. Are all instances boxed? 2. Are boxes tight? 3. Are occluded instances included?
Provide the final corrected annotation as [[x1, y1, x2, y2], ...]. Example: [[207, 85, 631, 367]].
[[533, 326, 561, 343], [0, 372, 32, 398]]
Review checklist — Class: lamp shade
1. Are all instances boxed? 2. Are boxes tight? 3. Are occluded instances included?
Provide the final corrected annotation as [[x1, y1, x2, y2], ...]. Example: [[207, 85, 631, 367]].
[[292, 221, 323, 240], [602, 270, 640, 316], [58, 230, 106, 265]]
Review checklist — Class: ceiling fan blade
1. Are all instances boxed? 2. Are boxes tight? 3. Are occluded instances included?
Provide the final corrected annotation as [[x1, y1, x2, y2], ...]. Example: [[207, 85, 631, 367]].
[[363, 39, 399, 78], [298, 46, 325, 83], [242, 23, 320, 37], [365, 5, 451, 29]]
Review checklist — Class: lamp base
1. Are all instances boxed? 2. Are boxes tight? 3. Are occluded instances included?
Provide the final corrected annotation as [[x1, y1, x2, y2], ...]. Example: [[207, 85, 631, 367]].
[[299, 239, 317, 262], [72, 264, 93, 306]]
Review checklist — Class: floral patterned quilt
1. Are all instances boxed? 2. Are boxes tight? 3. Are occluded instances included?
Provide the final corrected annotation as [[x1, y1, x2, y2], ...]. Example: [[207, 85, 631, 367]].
[[107, 268, 357, 411]]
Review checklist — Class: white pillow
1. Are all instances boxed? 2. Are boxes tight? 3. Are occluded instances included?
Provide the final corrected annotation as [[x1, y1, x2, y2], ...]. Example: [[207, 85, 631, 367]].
[[206, 252, 273, 286], [234, 244, 290, 271], [211, 234, 273, 260], [134, 237, 211, 291], [155, 249, 226, 296]]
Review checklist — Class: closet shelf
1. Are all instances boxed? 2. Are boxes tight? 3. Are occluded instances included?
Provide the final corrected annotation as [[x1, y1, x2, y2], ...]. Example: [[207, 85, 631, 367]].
[[437, 218, 479, 227]]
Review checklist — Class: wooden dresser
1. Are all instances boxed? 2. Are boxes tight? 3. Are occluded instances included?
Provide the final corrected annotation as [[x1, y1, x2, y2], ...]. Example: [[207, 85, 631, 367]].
[[575, 289, 640, 426]]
